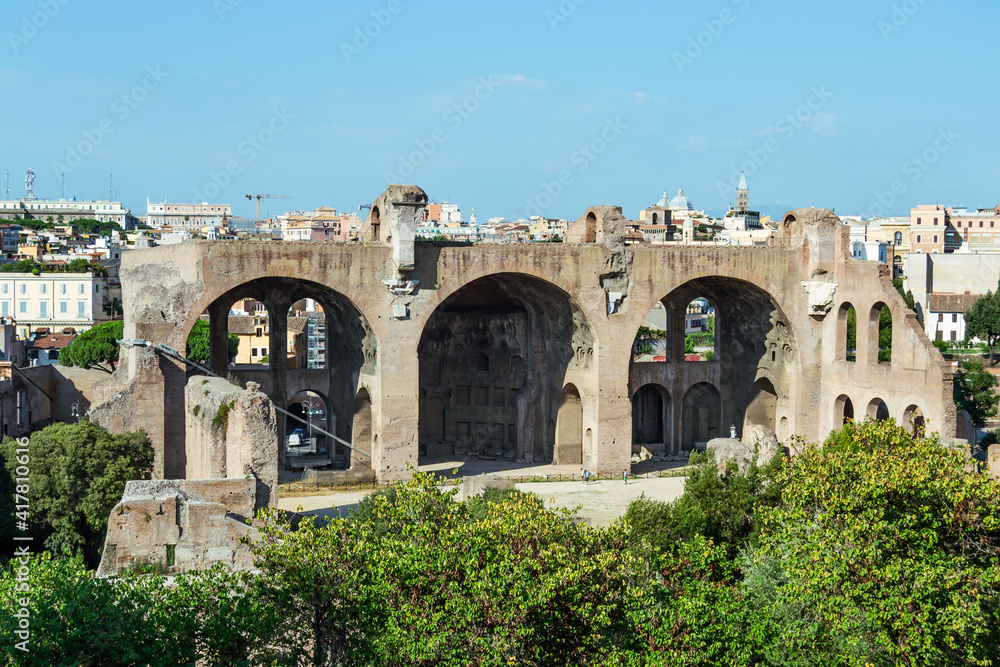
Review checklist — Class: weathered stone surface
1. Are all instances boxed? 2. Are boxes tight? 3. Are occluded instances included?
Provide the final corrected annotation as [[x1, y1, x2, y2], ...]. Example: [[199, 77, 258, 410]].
[[707, 437, 754, 473], [91, 192, 954, 489], [96, 479, 258, 577], [989, 444, 1000, 480], [742, 424, 781, 465]]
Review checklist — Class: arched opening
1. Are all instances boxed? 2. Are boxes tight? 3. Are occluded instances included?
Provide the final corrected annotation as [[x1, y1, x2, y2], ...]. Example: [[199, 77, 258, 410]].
[[584, 212, 597, 243], [869, 303, 892, 364], [555, 384, 584, 465], [370, 206, 381, 242], [204, 277, 378, 474], [285, 390, 333, 466], [835, 394, 855, 424], [632, 384, 671, 455], [867, 398, 889, 422], [903, 404, 925, 436], [633, 301, 667, 362], [351, 388, 373, 470], [684, 298, 716, 362], [631, 276, 799, 455], [894, 231, 902, 245], [228, 298, 270, 369], [287, 299, 326, 370], [838, 303, 856, 362], [745, 377, 777, 432], [682, 383, 721, 450], [417, 273, 595, 466], [652, 212, 659, 225]]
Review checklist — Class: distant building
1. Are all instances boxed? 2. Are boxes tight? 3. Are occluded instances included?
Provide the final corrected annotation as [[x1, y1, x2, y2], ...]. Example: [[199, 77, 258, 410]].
[[0, 198, 134, 227], [0, 272, 111, 338], [146, 199, 232, 230], [279, 208, 360, 243], [949, 206, 1000, 251], [25, 327, 77, 366], [424, 203, 462, 225], [926, 293, 978, 343]]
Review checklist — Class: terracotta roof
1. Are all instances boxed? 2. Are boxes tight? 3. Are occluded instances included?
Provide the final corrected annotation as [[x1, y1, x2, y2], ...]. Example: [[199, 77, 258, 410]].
[[228, 316, 268, 336], [27, 332, 77, 350], [928, 293, 981, 313]]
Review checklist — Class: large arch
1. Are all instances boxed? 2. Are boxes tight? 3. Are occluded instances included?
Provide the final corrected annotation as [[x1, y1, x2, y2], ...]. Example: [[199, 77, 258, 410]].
[[202, 277, 378, 471], [630, 275, 800, 451], [416, 272, 596, 465]]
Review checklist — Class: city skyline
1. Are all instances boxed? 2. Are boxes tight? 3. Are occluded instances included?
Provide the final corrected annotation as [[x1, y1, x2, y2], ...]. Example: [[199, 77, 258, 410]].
[[2, 0, 997, 222]]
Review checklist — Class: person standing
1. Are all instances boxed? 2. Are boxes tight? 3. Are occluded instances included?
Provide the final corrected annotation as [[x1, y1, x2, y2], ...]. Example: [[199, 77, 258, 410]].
[[580, 468, 585, 484], [623, 469, 629, 485]]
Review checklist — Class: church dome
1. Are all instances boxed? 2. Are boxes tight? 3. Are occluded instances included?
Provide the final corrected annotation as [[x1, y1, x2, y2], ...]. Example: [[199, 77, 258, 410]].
[[670, 187, 693, 211], [656, 191, 670, 207]]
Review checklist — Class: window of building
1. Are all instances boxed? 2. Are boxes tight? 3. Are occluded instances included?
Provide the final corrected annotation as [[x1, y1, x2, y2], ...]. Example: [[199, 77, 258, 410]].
[[917, 217, 921, 224], [981, 221, 984, 228], [1, 284, 6, 295], [40, 284, 46, 294], [951, 331, 957, 341], [77, 301, 85, 318], [934, 218, 938, 225], [952, 313, 958, 323], [39, 302, 47, 317], [894, 231, 902, 245], [1, 302, 7, 317], [19, 301, 26, 314], [78, 284, 85, 294], [19, 284, 25, 295], [938, 313, 944, 323], [60, 284, 66, 295], [261, 347, 268, 357], [59, 301, 67, 314], [933, 235, 938, 243], [251, 347, 258, 357], [916, 235, 921, 243]]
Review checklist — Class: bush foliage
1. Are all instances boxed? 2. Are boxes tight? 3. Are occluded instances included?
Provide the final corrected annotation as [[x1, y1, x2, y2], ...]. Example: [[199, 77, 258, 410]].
[[2, 420, 998, 665]]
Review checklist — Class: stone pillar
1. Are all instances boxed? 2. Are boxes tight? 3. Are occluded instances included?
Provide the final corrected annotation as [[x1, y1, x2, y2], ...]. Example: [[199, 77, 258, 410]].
[[208, 300, 230, 377], [989, 444, 1000, 480], [668, 304, 686, 362], [266, 300, 289, 471]]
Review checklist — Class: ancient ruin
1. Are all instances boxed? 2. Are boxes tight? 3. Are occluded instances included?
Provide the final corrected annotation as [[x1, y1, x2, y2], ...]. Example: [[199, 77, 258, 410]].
[[91, 184, 955, 509]]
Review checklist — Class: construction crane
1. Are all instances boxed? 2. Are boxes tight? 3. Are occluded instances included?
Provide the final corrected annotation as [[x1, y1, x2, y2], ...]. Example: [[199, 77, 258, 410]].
[[245, 194, 293, 225]]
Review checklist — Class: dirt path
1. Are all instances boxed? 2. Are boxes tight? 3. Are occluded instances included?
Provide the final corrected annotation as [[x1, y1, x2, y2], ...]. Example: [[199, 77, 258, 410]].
[[277, 475, 687, 527]]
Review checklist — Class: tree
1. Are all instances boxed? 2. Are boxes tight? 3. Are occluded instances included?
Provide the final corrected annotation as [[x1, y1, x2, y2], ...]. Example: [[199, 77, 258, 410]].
[[953, 359, 999, 427], [0, 421, 153, 560], [746, 419, 1000, 665], [58, 320, 123, 373], [185, 319, 239, 364], [965, 285, 1000, 365]]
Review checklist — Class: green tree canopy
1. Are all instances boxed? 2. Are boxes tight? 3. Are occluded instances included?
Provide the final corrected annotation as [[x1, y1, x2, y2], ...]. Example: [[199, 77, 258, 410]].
[[185, 319, 239, 364], [965, 285, 1000, 365], [58, 320, 123, 373], [954, 359, 1000, 427], [0, 421, 153, 560], [746, 419, 1000, 665]]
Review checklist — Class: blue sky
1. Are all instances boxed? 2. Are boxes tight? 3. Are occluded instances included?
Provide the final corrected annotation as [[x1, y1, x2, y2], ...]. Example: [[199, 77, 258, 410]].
[[1, 0, 997, 223]]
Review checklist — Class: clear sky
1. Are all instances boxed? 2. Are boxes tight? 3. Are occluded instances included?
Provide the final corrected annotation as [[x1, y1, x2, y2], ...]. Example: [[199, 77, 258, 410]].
[[1, 0, 997, 223]]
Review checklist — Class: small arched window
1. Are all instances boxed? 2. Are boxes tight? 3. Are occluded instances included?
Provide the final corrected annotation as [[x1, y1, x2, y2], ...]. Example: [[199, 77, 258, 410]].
[[893, 231, 902, 246]]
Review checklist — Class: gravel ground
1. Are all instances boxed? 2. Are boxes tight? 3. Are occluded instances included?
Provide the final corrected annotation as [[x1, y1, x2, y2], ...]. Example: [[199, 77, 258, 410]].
[[277, 460, 688, 527]]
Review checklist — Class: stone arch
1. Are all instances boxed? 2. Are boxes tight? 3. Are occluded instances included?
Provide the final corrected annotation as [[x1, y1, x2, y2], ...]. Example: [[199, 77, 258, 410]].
[[417, 272, 596, 465], [633, 275, 799, 451], [285, 389, 336, 465], [632, 384, 672, 454], [903, 404, 925, 436], [682, 382, 721, 450], [835, 394, 855, 424], [585, 212, 597, 243], [869, 301, 892, 364], [555, 384, 583, 465], [866, 397, 889, 422], [201, 277, 378, 471], [837, 302, 857, 362], [370, 205, 381, 242]]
